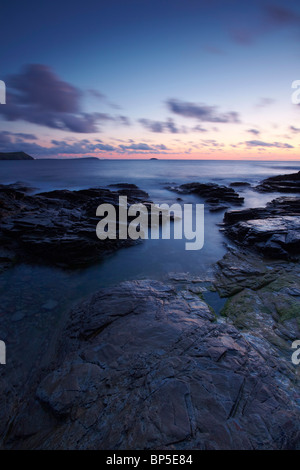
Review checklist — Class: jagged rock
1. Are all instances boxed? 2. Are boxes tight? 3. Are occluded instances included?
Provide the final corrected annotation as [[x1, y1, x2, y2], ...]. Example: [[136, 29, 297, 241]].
[[255, 171, 300, 193], [0, 183, 150, 269], [108, 183, 149, 201], [214, 248, 300, 376], [223, 197, 300, 259], [166, 182, 244, 206], [3, 280, 299, 450]]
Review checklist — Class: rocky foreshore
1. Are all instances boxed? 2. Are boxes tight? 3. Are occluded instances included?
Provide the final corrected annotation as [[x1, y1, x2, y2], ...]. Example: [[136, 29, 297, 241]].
[[1, 271, 299, 450], [0, 173, 300, 450]]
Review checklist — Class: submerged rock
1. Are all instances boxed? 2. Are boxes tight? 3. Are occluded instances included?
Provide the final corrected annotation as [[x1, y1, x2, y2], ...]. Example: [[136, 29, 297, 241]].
[[3, 279, 299, 450]]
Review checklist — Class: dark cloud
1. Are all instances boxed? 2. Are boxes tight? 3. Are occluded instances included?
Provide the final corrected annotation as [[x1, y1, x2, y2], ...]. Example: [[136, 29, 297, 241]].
[[230, 29, 254, 45], [138, 118, 181, 133], [0, 136, 171, 157], [0, 130, 37, 140], [245, 140, 294, 149], [116, 115, 131, 126], [290, 125, 300, 133], [247, 128, 260, 135], [119, 143, 155, 151], [0, 133, 118, 156], [193, 125, 207, 132], [230, 4, 300, 45], [166, 99, 240, 123], [0, 64, 122, 133], [265, 5, 300, 26]]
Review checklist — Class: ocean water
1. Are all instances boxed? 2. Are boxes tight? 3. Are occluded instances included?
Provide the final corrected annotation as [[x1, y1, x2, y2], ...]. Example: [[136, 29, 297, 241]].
[[0, 159, 299, 380]]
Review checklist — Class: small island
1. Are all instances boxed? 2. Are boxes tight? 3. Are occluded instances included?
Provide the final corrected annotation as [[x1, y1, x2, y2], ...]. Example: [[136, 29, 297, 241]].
[[0, 151, 34, 160]]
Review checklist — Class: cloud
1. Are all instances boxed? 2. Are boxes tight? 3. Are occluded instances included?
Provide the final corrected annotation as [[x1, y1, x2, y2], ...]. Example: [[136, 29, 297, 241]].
[[139, 117, 208, 134], [247, 128, 260, 135], [0, 130, 170, 158], [255, 97, 276, 108], [230, 4, 300, 45], [116, 115, 131, 126], [192, 125, 208, 132], [230, 29, 254, 45], [138, 118, 181, 133], [290, 125, 300, 133], [0, 130, 37, 140], [118, 142, 165, 152], [87, 89, 106, 100], [166, 99, 240, 123], [245, 140, 294, 149], [265, 5, 300, 26], [0, 64, 121, 133]]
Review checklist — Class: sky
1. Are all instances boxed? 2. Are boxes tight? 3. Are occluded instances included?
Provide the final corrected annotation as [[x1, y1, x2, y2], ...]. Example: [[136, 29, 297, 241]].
[[0, 0, 300, 160]]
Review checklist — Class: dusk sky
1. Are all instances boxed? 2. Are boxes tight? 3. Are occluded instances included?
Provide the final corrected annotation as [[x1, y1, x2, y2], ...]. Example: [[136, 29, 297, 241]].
[[1, 0, 300, 159]]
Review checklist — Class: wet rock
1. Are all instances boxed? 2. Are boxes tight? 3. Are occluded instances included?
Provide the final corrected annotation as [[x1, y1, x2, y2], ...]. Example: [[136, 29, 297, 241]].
[[0, 183, 150, 269], [11, 311, 25, 322], [214, 248, 300, 379], [229, 182, 251, 187], [42, 300, 58, 311], [255, 171, 300, 193], [166, 182, 244, 206], [4, 279, 299, 450], [223, 197, 300, 259], [108, 183, 149, 201]]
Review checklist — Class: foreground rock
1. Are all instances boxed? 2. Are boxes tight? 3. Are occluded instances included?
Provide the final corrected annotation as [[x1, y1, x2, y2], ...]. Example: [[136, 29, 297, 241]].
[[166, 182, 244, 211], [213, 248, 300, 395], [0, 183, 149, 270], [2, 279, 299, 450], [255, 171, 300, 193], [223, 197, 300, 259]]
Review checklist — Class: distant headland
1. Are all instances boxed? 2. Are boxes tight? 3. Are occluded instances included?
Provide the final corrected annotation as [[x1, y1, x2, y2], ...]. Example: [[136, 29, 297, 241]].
[[0, 151, 34, 160]]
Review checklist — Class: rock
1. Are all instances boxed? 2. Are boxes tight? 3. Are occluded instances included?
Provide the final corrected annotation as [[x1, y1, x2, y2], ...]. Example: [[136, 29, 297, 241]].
[[209, 204, 229, 212], [223, 197, 300, 259], [214, 248, 300, 376], [0, 183, 151, 270], [255, 171, 300, 193], [3, 279, 299, 450], [108, 183, 149, 201], [42, 300, 58, 311], [229, 182, 251, 187], [11, 311, 25, 322], [166, 182, 244, 207]]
